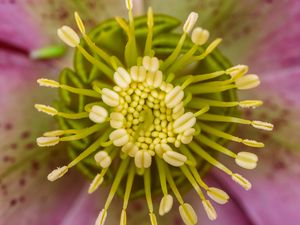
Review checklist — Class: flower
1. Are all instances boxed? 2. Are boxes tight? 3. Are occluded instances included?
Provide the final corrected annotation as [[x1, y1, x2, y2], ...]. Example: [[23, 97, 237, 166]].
[[0, 0, 298, 225]]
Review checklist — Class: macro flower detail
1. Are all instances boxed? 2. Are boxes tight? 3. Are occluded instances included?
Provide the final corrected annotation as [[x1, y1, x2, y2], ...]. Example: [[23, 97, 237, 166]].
[[34, 1, 274, 225]]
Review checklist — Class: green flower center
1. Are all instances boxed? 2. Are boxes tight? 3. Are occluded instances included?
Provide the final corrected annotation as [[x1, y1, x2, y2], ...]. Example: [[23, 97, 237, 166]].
[[35, 1, 273, 225]]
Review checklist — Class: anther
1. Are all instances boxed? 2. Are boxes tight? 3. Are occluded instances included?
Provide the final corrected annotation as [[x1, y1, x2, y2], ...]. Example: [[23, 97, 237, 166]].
[[179, 203, 198, 225], [95, 209, 107, 225], [251, 120, 274, 131], [183, 12, 199, 34], [226, 65, 248, 79], [34, 104, 58, 116], [89, 105, 108, 123], [239, 100, 263, 108], [134, 150, 152, 168], [122, 142, 139, 157], [102, 88, 120, 107], [202, 200, 217, 220], [37, 78, 60, 88], [191, 27, 210, 46], [47, 166, 68, 181], [159, 194, 174, 216], [36, 136, 60, 147], [94, 151, 112, 168], [110, 112, 124, 128], [88, 173, 105, 194], [109, 129, 129, 146], [57, 26, 80, 48], [142, 56, 159, 72], [114, 67, 131, 88], [207, 187, 229, 205], [163, 150, 187, 167], [235, 74, 260, 90], [235, 152, 258, 169], [173, 112, 196, 133], [231, 173, 252, 190], [165, 86, 184, 108]]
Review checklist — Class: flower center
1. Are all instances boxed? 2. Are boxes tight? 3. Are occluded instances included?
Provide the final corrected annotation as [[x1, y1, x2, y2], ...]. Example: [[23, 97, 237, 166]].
[[35, 1, 273, 225]]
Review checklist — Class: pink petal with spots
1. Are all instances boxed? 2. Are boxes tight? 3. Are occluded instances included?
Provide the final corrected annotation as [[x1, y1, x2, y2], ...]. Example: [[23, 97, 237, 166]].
[[208, 146, 300, 225], [0, 48, 83, 225], [186, 176, 255, 225]]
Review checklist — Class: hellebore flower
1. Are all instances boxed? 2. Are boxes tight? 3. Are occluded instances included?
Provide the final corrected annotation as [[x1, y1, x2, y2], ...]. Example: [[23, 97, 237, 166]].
[[0, 0, 300, 225]]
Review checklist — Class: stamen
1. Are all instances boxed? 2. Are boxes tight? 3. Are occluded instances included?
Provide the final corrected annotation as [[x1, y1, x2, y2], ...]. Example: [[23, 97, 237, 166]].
[[202, 200, 217, 220], [162, 150, 187, 167], [94, 151, 112, 168], [37, 78, 101, 97], [193, 38, 222, 61], [88, 169, 107, 194], [89, 106, 108, 123], [101, 88, 120, 107], [60, 124, 103, 142], [159, 194, 173, 216], [135, 150, 152, 168], [226, 65, 248, 79], [109, 112, 124, 128], [194, 106, 210, 117], [120, 162, 135, 225], [235, 152, 258, 169], [109, 129, 129, 146], [57, 26, 80, 47], [251, 120, 274, 131], [36, 136, 59, 147], [199, 122, 265, 148], [34, 104, 57, 116], [144, 168, 158, 225], [191, 27, 210, 46], [183, 12, 198, 34], [114, 67, 132, 88], [47, 166, 68, 181], [165, 86, 184, 108], [144, 7, 154, 56], [173, 112, 196, 133], [179, 203, 198, 225], [207, 187, 229, 205], [235, 74, 260, 90], [231, 173, 252, 190]]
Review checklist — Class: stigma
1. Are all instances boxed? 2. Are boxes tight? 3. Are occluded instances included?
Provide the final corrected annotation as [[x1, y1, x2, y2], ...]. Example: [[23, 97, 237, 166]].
[[35, 1, 273, 225]]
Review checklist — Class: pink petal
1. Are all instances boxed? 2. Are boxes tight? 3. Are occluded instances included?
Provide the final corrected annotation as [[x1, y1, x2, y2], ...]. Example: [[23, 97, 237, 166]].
[[209, 146, 300, 225], [0, 48, 80, 225]]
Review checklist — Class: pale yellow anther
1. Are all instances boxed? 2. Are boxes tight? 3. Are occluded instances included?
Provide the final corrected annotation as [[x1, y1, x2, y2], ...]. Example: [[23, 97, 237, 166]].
[[159, 194, 173, 216], [160, 82, 173, 92], [102, 88, 120, 107], [47, 166, 68, 181], [95, 209, 107, 225], [110, 112, 124, 128], [114, 67, 131, 88], [57, 26, 80, 48], [173, 112, 196, 133], [155, 143, 172, 157], [74, 12, 86, 34], [251, 120, 274, 131], [232, 173, 252, 190], [235, 152, 258, 169], [179, 203, 198, 225], [125, 0, 132, 10], [202, 200, 217, 220], [142, 56, 159, 72], [109, 129, 129, 146], [134, 150, 152, 168], [226, 65, 248, 79], [146, 71, 163, 88], [89, 105, 108, 123], [88, 173, 104, 194], [122, 142, 139, 157], [242, 139, 265, 148], [35, 104, 58, 116], [207, 187, 229, 205], [181, 128, 195, 144], [37, 78, 60, 88], [191, 27, 210, 46], [235, 74, 260, 90], [37, 136, 59, 147], [130, 66, 146, 82], [183, 12, 199, 34], [239, 100, 263, 108], [205, 38, 222, 55], [172, 102, 184, 119], [165, 86, 184, 108], [163, 150, 187, 167], [94, 151, 112, 168]]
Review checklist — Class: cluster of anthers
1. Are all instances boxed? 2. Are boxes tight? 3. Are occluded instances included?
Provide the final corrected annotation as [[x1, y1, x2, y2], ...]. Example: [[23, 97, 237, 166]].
[[35, 1, 273, 225]]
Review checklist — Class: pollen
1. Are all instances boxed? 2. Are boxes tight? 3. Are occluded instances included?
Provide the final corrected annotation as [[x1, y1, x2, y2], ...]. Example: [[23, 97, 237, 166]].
[[35, 1, 273, 225]]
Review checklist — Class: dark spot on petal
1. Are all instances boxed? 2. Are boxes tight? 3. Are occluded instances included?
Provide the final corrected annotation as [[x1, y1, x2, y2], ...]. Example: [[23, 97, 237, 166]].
[[31, 161, 40, 171], [19, 178, 26, 187], [273, 161, 286, 170], [25, 142, 35, 150], [10, 143, 18, 150], [4, 123, 13, 130], [10, 199, 17, 206], [19, 196, 26, 203], [132, 201, 143, 212], [21, 131, 30, 139], [3, 155, 15, 163], [173, 216, 183, 225]]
